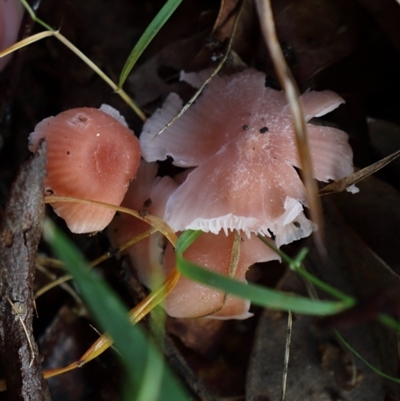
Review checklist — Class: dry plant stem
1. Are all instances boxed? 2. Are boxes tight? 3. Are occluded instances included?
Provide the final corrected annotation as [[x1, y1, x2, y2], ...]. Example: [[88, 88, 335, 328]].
[[35, 227, 158, 299], [35, 263, 83, 306], [319, 148, 400, 196], [0, 144, 51, 399], [33, 196, 179, 380], [255, 0, 325, 255], [281, 311, 292, 401], [36, 255, 64, 269], [41, 269, 181, 380], [0, 30, 54, 57], [44, 195, 177, 245], [229, 231, 241, 277], [193, 230, 243, 318], [213, 230, 241, 317], [0, 29, 146, 121], [153, 0, 245, 139]]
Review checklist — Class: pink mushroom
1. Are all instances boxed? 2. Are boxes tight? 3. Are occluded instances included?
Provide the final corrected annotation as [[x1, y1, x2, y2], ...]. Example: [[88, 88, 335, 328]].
[[29, 104, 141, 233], [163, 231, 279, 319], [108, 160, 172, 287], [109, 160, 280, 319], [140, 69, 357, 245], [0, 0, 24, 71]]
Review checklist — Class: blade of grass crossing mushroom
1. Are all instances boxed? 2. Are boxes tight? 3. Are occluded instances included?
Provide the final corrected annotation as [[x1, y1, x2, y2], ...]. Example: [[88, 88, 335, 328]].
[[319, 149, 400, 196], [42, 218, 189, 400], [118, 0, 183, 89], [13, 0, 146, 121], [255, 0, 325, 256], [175, 232, 349, 315], [153, 0, 245, 140], [176, 253, 348, 315]]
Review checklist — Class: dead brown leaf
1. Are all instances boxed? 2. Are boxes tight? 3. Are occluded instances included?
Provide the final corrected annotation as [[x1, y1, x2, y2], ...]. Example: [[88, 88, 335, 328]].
[[247, 198, 400, 400], [319, 149, 400, 196], [332, 175, 400, 274], [259, 0, 365, 83]]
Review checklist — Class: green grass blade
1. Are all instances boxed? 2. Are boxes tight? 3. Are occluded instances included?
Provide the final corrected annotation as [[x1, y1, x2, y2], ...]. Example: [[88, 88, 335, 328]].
[[378, 314, 400, 331], [176, 230, 353, 314], [43, 218, 189, 401], [20, 0, 54, 31], [134, 342, 164, 401], [118, 0, 183, 88], [175, 229, 202, 254], [176, 254, 349, 315], [335, 330, 400, 384], [257, 235, 355, 304]]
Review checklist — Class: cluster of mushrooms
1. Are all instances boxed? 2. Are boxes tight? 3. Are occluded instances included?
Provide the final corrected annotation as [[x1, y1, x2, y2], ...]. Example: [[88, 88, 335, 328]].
[[29, 69, 357, 319]]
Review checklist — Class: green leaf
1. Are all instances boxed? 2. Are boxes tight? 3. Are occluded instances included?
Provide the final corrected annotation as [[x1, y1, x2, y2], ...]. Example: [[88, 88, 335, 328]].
[[335, 330, 400, 384], [175, 229, 202, 254], [176, 254, 350, 315], [43, 218, 189, 401], [118, 0, 183, 88], [257, 235, 355, 304]]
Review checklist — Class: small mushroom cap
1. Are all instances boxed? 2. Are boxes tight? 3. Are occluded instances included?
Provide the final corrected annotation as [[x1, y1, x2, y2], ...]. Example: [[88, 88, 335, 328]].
[[0, 0, 24, 71], [163, 231, 280, 319], [29, 106, 141, 233]]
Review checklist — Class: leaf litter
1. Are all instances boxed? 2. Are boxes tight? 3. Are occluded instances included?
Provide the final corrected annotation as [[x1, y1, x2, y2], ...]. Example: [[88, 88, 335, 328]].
[[1, 0, 400, 400]]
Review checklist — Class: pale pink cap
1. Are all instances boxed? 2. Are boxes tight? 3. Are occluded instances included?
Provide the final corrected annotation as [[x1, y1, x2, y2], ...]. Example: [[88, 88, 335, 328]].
[[140, 69, 357, 242], [29, 105, 141, 233]]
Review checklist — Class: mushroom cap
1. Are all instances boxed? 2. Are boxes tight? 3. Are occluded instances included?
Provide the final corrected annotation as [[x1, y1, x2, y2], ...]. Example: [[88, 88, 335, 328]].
[[163, 139, 313, 244], [140, 69, 356, 240], [29, 106, 141, 233], [163, 231, 280, 319], [140, 69, 347, 168], [0, 0, 24, 71]]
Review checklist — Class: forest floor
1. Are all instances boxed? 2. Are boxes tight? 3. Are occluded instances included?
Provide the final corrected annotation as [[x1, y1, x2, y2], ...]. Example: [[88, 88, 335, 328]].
[[1, 0, 400, 400]]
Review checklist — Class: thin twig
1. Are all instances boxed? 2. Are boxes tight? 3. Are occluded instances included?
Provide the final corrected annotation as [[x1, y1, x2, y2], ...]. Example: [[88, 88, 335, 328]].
[[152, 0, 245, 140], [5, 0, 147, 120], [255, 0, 325, 257], [281, 311, 292, 401], [35, 227, 158, 299], [35, 263, 84, 306]]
